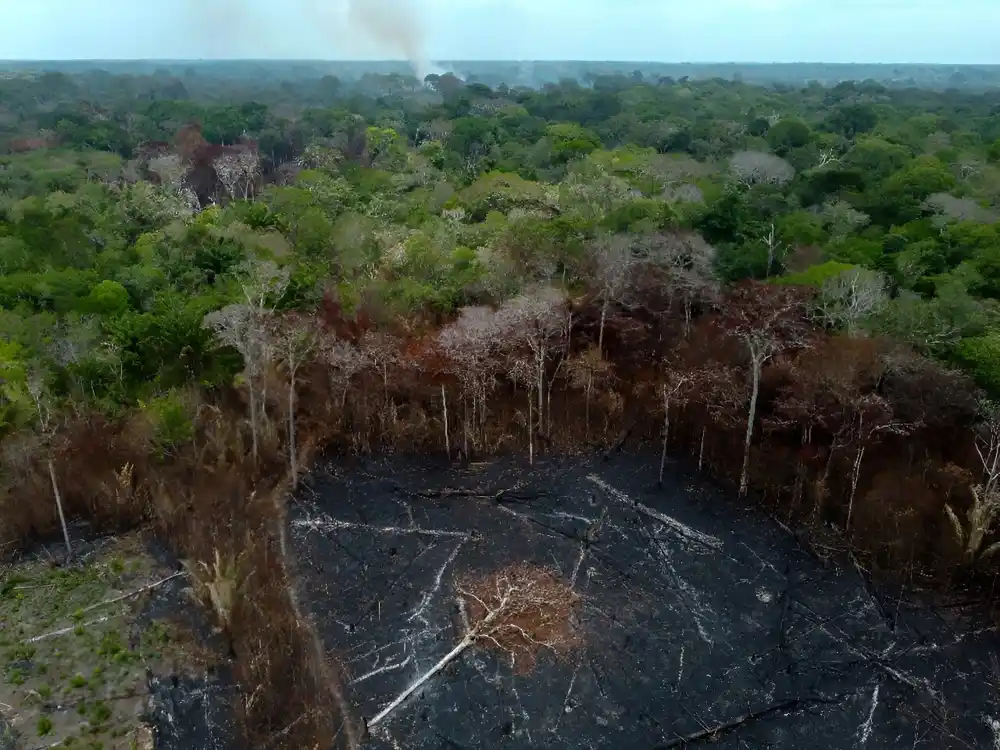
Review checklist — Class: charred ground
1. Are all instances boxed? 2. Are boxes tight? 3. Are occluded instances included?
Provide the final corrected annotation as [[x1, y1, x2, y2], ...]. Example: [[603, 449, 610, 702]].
[[288, 453, 1000, 749]]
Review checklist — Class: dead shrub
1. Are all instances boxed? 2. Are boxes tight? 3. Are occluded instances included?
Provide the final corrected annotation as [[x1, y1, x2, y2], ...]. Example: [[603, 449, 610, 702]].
[[457, 563, 581, 674]]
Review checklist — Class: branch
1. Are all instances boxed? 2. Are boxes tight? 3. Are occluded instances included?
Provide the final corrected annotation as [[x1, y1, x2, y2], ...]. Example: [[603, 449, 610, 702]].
[[654, 695, 847, 748]]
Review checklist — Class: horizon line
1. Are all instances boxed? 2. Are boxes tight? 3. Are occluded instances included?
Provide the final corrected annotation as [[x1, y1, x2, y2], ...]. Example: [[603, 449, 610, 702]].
[[0, 58, 994, 67]]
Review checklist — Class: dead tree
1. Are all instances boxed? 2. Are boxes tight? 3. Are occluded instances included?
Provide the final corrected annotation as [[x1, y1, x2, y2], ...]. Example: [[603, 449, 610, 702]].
[[729, 150, 795, 187], [437, 306, 507, 454], [659, 366, 692, 485], [498, 287, 569, 442], [590, 234, 635, 355], [268, 314, 321, 488], [945, 400, 1000, 565], [25, 369, 72, 559], [213, 148, 261, 201], [718, 283, 812, 497], [566, 345, 614, 443], [366, 564, 579, 730], [203, 304, 270, 464], [817, 267, 889, 335]]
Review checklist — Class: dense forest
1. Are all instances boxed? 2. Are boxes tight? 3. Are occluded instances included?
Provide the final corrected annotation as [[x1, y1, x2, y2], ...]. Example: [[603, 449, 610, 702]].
[[5, 63, 1000, 747]]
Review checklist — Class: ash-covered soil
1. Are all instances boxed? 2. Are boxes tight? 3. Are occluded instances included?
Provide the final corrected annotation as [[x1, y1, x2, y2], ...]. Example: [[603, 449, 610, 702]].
[[289, 454, 1000, 750]]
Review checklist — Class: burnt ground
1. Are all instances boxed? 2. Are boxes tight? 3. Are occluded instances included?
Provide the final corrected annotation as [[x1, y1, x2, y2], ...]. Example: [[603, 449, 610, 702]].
[[288, 454, 1000, 750]]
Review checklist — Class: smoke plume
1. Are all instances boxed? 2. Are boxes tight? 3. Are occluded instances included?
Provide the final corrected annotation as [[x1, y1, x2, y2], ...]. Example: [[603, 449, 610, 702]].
[[347, 0, 428, 75]]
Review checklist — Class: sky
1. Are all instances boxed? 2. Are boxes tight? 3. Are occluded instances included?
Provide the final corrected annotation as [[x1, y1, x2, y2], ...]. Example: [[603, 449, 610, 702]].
[[0, 0, 998, 65]]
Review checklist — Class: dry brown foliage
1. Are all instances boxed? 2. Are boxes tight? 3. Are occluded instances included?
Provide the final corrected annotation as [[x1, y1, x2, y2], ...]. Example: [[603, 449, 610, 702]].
[[457, 564, 581, 674]]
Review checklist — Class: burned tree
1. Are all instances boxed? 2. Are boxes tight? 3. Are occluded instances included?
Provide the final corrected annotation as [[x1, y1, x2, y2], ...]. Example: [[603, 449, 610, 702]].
[[25, 368, 72, 559], [268, 314, 322, 488], [366, 564, 579, 730], [566, 345, 614, 443], [945, 400, 1000, 565], [589, 234, 636, 355], [498, 287, 569, 443], [203, 304, 270, 464], [437, 306, 507, 455], [718, 283, 812, 496]]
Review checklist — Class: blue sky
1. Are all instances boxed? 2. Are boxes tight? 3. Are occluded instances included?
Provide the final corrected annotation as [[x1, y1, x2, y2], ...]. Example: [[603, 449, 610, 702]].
[[0, 0, 997, 64]]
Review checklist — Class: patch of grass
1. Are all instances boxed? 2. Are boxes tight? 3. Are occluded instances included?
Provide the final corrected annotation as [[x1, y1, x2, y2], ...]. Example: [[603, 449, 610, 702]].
[[69, 672, 87, 689], [7, 666, 27, 685], [7, 642, 36, 662], [109, 557, 125, 575], [37, 682, 52, 699], [87, 699, 112, 727], [36, 714, 53, 736]]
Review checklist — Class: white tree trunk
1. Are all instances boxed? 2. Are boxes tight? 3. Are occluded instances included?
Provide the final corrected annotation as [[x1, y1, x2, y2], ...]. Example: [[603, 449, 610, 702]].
[[847, 445, 866, 533], [368, 633, 475, 729], [248, 381, 260, 464], [442, 384, 450, 458], [528, 396, 534, 466], [598, 299, 608, 355], [659, 387, 670, 485], [698, 427, 706, 472], [584, 373, 592, 443], [48, 458, 72, 559], [740, 356, 763, 498], [288, 372, 298, 488]]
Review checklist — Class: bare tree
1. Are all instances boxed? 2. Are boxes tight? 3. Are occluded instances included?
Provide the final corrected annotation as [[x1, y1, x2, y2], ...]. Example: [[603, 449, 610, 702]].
[[25, 368, 72, 559], [923, 193, 998, 225], [269, 315, 321, 488], [590, 235, 636, 355], [762, 223, 784, 278], [498, 287, 569, 443], [214, 148, 261, 201], [729, 151, 795, 187], [565, 345, 614, 443], [817, 267, 889, 335], [203, 304, 271, 464], [820, 200, 870, 240], [438, 306, 507, 453], [945, 400, 1000, 565], [816, 149, 840, 168], [632, 232, 718, 336], [366, 565, 579, 730], [659, 366, 692, 485], [719, 283, 812, 497]]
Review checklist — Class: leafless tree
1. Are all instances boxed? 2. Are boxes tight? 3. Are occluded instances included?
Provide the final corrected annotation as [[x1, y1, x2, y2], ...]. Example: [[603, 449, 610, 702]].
[[590, 234, 636, 354], [237, 259, 291, 312], [214, 148, 261, 201], [820, 200, 870, 240], [841, 394, 913, 532], [946, 400, 1000, 565], [367, 565, 579, 730], [147, 153, 187, 190], [923, 193, 998, 225], [816, 149, 841, 168], [498, 287, 569, 443], [438, 306, 507, 453], [729, 151, 795, 187], [25, 368, 72, 559], [566, 345, 614, 443], [659, 366, 692, 485], [720, 284, 812, 496], [762, 223, 784, 278], [268, 315, 322, 487], [203, 304, 271, 464], [817, 267, 889, 335], [632, 232, 718, 335]]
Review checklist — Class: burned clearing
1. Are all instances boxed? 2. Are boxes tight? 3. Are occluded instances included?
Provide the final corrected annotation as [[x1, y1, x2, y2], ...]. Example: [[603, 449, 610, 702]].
[[289, 454, 1000, 749]]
